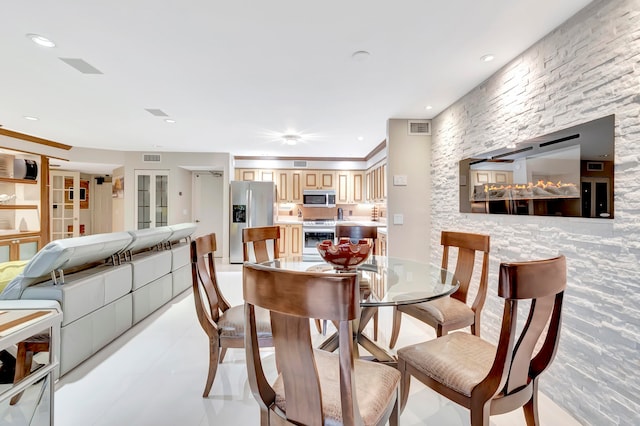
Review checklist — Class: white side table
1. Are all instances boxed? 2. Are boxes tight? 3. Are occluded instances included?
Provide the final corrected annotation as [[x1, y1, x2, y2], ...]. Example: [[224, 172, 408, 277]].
[[0, 300, 62, 426]]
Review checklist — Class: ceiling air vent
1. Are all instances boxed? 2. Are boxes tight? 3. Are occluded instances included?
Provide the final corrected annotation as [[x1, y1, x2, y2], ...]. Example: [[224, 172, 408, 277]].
[[408, 120, 431, 135], [293, 160, 308, 168], [143, 153, 162, 163]]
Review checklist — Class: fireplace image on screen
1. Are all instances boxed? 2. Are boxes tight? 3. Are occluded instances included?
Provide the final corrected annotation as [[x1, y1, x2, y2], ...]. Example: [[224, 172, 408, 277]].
[[459, 115, 614, 218]]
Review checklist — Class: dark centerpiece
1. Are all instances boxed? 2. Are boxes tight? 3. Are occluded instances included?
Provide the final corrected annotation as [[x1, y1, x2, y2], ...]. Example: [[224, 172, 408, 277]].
[[316, 237, 372, 271]]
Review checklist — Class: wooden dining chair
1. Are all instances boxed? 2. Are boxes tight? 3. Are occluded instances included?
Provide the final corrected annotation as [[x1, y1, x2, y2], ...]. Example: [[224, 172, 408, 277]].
[[191, 233, 273, 397], [319, 224, 379, 339], [388, 231, 490, 349], [396, 255, 566, 425], [244, 261, 400, 426], [242, 226, 281, 263]]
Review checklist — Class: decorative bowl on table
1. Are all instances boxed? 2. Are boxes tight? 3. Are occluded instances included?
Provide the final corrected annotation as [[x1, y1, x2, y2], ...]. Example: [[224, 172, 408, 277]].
[[316, 237, 372, 271]]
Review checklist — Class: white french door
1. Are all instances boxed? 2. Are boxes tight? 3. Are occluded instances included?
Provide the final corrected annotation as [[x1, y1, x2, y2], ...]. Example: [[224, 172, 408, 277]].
[[135, 170, 169, 229], [50, 170, 80, 240]]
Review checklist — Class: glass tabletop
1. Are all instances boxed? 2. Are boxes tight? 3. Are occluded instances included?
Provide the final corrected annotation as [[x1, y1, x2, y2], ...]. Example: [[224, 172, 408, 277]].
[[256, 255, 459, 307]]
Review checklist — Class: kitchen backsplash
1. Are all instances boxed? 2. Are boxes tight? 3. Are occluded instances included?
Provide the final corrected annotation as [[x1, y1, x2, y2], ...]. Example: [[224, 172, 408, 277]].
[[277, 203, 385, 222]]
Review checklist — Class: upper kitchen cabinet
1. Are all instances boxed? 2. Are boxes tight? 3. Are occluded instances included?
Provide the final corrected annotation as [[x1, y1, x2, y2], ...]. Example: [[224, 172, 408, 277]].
[[302, 170, 335, 190], [366, 162, 386, 202], [276, 170, 302, 203], [235, 168, 275, 182], [337, 171, 364, 204]]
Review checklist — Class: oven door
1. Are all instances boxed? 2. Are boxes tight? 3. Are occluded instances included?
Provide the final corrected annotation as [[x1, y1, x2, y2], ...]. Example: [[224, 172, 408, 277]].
[[303, 227, 336, 255]]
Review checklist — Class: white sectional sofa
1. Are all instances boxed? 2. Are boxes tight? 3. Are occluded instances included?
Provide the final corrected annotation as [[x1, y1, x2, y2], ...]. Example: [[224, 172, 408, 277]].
[[0, 223, 196, 376]]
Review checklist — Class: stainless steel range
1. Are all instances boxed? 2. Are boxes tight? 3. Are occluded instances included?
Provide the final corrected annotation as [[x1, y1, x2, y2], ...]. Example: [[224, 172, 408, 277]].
[[302, 219, 336, 256]]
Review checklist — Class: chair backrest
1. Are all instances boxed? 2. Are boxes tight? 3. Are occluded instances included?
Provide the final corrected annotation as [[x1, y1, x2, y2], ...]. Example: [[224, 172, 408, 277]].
[[243, 262, 361, 425], [480, 255, 566, 400], [191, 234, 231, 334], [440, 231, 490, 307], [336, 224, 378, 254], [242, 226, 280, 263]]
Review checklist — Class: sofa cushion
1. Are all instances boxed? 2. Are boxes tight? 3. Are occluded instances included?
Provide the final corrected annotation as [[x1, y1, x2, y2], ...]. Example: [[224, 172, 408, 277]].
[[122, 227, 173, 255], [130, 250, 172, 290], [21, 263, 132, 326]]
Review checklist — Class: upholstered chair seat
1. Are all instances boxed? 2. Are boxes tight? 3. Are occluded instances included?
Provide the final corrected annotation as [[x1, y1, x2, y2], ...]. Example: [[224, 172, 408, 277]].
[[397, 332, 495, 397], [399, 296, 475, 325], [217, 305, 271, 338], [272, 349, 400, 426]]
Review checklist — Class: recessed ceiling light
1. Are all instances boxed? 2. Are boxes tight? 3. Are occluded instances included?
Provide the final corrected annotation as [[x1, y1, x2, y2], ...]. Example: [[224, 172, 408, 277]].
[[23, 116, 39, 121], [506, 143, 516, 149], [26, 34, 56, 48], [357, 136, 364, 141], [282, 134, 301, 145], [164, 119, 176, 123], [351, 50, 371, 62], [481, 54, 495, 62], [425, 105, 433, 110]]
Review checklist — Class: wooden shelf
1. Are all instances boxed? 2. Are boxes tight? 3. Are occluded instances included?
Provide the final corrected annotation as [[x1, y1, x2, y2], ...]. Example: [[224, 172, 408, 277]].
[[0, 177, 38, 184], [0, 204, 38, 209]]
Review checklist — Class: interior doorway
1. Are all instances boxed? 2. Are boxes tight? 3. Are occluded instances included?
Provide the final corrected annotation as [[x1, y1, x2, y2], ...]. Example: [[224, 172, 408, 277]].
[[193, 171, 224, 257]]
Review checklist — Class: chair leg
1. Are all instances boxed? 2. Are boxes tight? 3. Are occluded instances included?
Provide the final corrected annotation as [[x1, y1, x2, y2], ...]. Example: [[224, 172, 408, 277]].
[[397, 357, 411, 413], [219, 347, 228, 364], [373, 310, 379, 341], [470, 400, 491, 426], [10, 344, 32, 405], [389, 388, 400, 426], [388, 308, 402, 349], [203, 338, 220, 397], [314, 319, 323, 334], [523, 380, 540, 426]]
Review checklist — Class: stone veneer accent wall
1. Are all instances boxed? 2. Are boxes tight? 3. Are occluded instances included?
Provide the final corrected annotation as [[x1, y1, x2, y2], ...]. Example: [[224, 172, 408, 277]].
[[430, 1, 639, 425]]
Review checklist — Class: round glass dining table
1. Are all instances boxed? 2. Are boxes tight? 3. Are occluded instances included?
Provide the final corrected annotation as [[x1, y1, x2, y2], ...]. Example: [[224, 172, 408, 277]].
[[256, 255, 459, 363]]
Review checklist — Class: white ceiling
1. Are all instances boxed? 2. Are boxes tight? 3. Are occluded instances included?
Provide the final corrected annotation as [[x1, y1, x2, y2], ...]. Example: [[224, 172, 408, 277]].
[[1, 1, 593, 166]]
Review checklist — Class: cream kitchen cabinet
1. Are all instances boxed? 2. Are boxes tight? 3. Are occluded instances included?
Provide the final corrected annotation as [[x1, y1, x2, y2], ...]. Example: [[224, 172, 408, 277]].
[[276, 170, 303, 203], [375, 230, 387, 256], [235, 169, 276, 182], [278, 224, 302, 257], [365, 162, 386, 202], [302, 171, 335, 190], [337, 171, 364, 204]]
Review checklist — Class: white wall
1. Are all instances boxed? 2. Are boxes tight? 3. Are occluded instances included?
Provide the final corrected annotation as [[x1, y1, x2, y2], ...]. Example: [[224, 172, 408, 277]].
[[386, 119, 431, 261], [430, 1, 639, 424], [68, 148, 231, 243]]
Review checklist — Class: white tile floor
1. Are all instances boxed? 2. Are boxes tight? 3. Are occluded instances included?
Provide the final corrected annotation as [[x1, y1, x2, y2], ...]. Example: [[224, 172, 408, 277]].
[[52, 263, 581, 425]]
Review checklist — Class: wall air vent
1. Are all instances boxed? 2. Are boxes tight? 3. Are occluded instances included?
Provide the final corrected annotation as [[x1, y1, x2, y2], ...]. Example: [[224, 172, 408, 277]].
[[143, 153, 162, 163], [293, 160, 308, 168], [408, 120, 431, 135]]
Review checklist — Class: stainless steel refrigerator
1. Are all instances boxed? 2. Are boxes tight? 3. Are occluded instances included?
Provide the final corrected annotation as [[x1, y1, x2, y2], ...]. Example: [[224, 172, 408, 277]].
[[229, 181, 275, 263]]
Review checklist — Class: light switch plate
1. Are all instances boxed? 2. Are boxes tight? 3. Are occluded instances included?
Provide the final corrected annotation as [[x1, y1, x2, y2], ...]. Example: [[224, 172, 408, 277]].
[[393, 213, 404, 225], [393, 175, 408, 186]]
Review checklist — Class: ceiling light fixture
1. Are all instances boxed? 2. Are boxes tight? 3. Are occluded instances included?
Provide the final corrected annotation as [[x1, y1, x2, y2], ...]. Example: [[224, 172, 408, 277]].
[[357, 136, 364, 141], [481, 54, 495, 62], [164, 119, 176, 123], [282, 134, 301, 146], [27, 34, 56, 48], [425, 105, 433, 110], [23, 116, 39, 121]]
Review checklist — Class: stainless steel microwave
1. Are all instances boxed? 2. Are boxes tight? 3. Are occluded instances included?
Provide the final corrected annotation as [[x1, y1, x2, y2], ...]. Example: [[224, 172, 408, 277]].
[[303, 189, 336, 207]]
